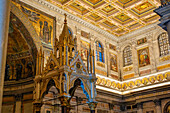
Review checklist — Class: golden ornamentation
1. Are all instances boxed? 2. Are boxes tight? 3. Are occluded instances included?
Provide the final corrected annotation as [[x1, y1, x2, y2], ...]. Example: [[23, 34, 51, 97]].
[[149, 76, 156, 84], [97, 62, 105, 68], [128, 81, 135, 88], [160, 55, 170, 62], [122, 83, 128, 90], [165, 72, 170, 80], [142, 78, 149, 86], [96, 77, 101, 84], [43, 0, 159, 36], [123, 66, 133, 72], [135, 80, 141, 87], [123, 73, 134, 80], [157, 74, 164, 81], [117, 83, 122, 89], [111, 81, 116, 88], [157, 64, 170, 70], [106, 80, 111, 87], [101, 78, 106, 85]]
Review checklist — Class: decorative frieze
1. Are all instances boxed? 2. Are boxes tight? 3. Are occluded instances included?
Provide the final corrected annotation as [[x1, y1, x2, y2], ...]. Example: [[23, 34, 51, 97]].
[[96, 71, 170, 92]]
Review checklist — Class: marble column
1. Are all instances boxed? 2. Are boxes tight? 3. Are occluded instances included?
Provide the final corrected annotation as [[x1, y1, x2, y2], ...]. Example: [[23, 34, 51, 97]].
[[15, 94, 23, 113], [109, 103, 114, 113], [137, 103, 143, 113], [88, 102, 97, 113], [154, 100, 162, 113], [0, 0, 11, 112]]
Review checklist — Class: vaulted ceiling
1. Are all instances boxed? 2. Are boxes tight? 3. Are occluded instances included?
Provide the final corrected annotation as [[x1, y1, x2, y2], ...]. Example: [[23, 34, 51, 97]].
[[46, 0, 161, 37]]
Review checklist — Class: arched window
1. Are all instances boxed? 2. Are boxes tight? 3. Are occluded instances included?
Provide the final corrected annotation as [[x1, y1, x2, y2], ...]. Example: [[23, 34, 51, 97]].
[[123, 46, 132, 67], [158, 32, 169, 56], [96, 41, 104, 62]]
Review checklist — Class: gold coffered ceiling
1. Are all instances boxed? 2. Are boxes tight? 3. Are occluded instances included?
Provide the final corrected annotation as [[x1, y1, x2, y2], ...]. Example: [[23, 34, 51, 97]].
[[46, 0, 160, 36]]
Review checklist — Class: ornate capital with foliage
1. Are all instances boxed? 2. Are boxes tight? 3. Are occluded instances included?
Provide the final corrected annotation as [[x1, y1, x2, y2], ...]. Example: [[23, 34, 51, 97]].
[[88, 102, 98, 110]]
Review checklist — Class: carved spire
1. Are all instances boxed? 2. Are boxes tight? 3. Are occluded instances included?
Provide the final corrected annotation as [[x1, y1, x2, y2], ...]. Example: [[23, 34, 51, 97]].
[[59, 13, 72, 45]]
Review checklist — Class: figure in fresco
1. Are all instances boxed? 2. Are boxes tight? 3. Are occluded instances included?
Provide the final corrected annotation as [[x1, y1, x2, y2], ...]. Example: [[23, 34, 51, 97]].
[[27, 62, 33, 77], [43, 21, 50, 43], [139, 48, 150, 67], [16, 63, 22, 80], [167, 105, 170, 113], [110, 56, 117, 72], [40, 21, 52, 44], [21, 6, 40, 23], [39, 21, 43, 39], [5, 63, 10, 81], [61, 74, 67, 94]]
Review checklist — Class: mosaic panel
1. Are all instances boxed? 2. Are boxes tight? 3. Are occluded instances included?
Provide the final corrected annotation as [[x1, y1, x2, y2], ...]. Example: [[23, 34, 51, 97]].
[[80, 40, 90, 60], [18, 5, 55, 45], [137, 47, 150, 67], [137, 37, 147, 45], [110, 53, 118, 72]]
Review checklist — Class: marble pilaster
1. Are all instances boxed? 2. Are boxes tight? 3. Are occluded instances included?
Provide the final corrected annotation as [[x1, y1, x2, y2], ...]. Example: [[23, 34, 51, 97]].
[[154, 100, 162, 113], [137, 103, 143, 113], [105, 41, 109, 77], [147, 36, 157, 73], [117, 46, 122, 80], [131, 40, 139, 77]]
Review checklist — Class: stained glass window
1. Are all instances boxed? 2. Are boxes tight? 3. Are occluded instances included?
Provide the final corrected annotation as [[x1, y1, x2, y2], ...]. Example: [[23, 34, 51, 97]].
[[123, 46, 132, 67], [158, 32, 169, 56], [96, 41, 104, 62]]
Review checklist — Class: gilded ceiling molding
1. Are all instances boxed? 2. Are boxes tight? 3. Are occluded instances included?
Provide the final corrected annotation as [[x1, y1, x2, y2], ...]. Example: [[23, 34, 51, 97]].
[[119, 22, 160, 41], [19, 0, 118, 42]]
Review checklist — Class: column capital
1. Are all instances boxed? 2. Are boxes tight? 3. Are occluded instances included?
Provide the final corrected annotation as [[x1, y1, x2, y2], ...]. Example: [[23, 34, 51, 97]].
[[59, 96, 70, 107], [88, 102, 98, 110], [15, 94, 23, 101], [33, 101, 43, 112], [154, 99, 161, 106], [137, 102, 143, 109]]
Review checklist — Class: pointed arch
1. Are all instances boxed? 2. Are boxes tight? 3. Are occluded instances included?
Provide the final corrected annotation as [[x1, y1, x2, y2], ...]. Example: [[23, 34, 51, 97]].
[[69, 77, 90, 101], [41, 79, 60, 99]]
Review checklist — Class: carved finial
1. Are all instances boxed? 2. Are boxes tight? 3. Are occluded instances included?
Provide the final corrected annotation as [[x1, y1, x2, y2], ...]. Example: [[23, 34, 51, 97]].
[[64, 13, 67, 24]]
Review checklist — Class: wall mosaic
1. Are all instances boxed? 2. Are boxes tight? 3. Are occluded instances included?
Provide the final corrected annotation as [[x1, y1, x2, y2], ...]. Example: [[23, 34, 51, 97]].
[[81, 30, 89, 39], [13, 2, 55, 46], [110, 53, 118, 72], [109, 44, 116, 51], [138, 47, 150, 67], [137, 37, 147, 45], [5, 16, 35, 81], [80, 40, 90, 60]]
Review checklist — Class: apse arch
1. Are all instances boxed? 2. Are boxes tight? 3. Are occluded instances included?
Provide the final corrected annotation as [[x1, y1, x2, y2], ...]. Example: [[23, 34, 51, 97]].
[[11, 3, 41, 49]]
